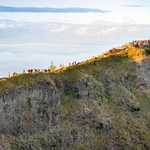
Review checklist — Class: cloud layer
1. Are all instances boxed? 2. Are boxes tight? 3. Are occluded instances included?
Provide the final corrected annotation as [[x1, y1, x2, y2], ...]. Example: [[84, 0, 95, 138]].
[[0, 19, 150, 77], [0, 6, 110, 13]]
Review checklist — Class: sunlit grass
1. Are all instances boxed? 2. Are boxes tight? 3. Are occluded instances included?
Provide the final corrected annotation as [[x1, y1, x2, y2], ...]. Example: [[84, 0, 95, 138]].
[[118, 46, 147, 62]]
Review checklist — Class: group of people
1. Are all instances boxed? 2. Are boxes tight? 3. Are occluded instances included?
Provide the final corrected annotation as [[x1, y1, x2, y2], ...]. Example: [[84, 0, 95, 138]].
[[69, 61, 76, 66], [106, 39, 150, 57], [131, 39, 150, 47], [26, 69, 51, 73], [6, 69, 52, 77]]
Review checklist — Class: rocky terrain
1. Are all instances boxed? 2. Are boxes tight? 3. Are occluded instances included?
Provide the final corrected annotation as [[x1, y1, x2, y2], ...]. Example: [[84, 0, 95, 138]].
[[0, 47, 150, 149]]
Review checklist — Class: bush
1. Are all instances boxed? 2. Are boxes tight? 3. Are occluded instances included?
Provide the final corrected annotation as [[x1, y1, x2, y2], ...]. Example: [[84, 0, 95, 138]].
[[145, 48, 150, 56]]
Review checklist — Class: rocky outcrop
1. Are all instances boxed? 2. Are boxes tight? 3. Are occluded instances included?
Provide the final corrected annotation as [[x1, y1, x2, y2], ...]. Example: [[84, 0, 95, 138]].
[[135, 58, 150, 90], [0, 81, 62, 136], [73, 77, 105, 101]]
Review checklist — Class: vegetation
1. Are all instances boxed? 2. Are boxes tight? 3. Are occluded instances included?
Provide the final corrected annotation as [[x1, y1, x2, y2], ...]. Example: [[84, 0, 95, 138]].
[[59, 63, 65, 68], [143, 45, 150, 56], [92, 72, 101, 83], [61, 96, 85, 119], [49, 61, 57, 70], [27, 97, 33, 107]]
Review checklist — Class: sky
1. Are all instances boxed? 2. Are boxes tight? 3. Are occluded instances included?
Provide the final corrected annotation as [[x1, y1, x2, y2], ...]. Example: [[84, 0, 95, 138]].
[[0, 0, 150, 77]]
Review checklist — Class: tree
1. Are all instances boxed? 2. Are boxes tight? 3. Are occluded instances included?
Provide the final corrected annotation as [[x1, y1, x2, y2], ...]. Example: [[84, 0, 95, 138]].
[[49, 61, 57, 70], [59, 63, 65, 68]]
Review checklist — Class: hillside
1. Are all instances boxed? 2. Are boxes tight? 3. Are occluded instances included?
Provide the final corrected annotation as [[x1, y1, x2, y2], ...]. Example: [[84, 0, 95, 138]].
[[0, 45, 150, 149]]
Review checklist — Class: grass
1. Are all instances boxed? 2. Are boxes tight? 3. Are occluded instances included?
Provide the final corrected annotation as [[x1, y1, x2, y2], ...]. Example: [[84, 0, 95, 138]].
[[92, 72, 101, 83], [60, 96, 84, 119], [104, 93, 112, 105], [0, 72, 55, 93], [27, 98, 33, 107], [142, 45, 150, 56]]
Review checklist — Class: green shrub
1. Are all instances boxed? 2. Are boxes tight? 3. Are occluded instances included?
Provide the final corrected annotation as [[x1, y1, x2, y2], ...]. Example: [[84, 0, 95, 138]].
[[145, 48, 150, 56], [27, 98, 33, 107], [92, 73, 101, 83]]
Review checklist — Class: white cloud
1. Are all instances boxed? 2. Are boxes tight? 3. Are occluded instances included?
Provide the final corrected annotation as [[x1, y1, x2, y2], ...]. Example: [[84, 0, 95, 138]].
[[0, 23, 14, 28], [75, 27, 87, 35], [128, 28, 139, 33], [122, 16, 136, 24], [0, 23, 7, 28], [50, 25, 67, 33], [102, 27, 118, 34]]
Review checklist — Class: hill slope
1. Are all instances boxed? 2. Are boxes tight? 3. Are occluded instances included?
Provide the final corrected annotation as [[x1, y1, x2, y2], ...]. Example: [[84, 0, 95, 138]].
[[0, 46, 150, 149]]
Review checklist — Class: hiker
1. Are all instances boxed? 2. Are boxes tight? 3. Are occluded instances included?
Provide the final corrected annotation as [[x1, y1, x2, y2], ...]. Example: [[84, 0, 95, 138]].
[[109, 49, 112, 54], [27, 69, 33, 73], [33, 69, 37, 73], [13, 72, 17, 75], [69, 63, 71, 66], [8, 72, 10, 77], [77, 62, 81, 65], [74, 61, 76, 65], [72, 62, 74, 65], [135, 43, 139, 47]]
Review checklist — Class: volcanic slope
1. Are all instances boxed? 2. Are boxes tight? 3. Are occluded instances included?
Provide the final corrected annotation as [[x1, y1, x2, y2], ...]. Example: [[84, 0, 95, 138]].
[[0, 46, 150, 150]]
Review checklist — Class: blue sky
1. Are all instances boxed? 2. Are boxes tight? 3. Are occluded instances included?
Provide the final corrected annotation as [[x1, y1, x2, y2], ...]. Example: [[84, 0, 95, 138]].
[[0, 0, 150, 77]]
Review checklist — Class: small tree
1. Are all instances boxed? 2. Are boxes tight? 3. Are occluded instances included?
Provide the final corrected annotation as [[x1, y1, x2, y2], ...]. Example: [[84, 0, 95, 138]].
[[59, 63, 65, 68], [49, 61, 57, 70]]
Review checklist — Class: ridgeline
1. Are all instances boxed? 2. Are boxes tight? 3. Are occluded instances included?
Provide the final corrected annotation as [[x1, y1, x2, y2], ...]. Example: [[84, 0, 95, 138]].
[[0, 44, 150, 149]]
